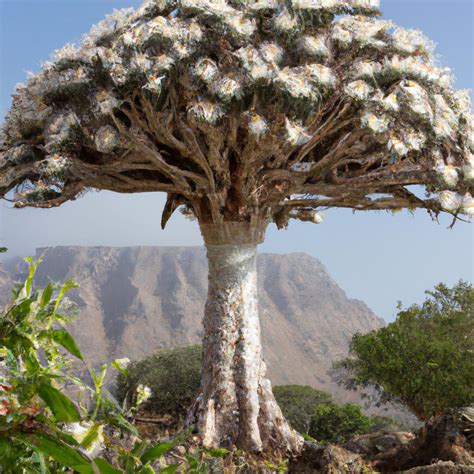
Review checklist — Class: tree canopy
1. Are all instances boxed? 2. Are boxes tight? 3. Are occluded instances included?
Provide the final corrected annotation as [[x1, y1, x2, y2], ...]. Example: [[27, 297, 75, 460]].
[[336, 281, 474, 421], [1, 0, 472, 229]]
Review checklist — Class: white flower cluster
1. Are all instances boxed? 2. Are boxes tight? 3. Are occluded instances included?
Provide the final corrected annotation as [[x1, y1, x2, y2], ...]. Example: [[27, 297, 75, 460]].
[[463, 155, 474, 182], [95, 125, 121, 153], [434, 160, 459, 187], [213, 76, 243, 102], [275, 68, 317, 101], [399, 80, 433, 122], [188, 100, 224, 124], [291, 0, 379, 11], [136, 384, 152, 404], [249, 0, 280, 11], [83, 8, 134, 46], [247, 112, 269, 137], [298, 35, 329, 58], [331, 17, 392, 48], [383, 56, 453, 89], [392, 28, 435, 56], [235, 46, 275, 82], [345, 80, 374, 100], [438, 191, 474, 217], [432, 94, 458, 139], [351, 61, 382, 80], [285, 118, 311, 146], [273, 7, 298, 34], [362, 112, 389, 133], [387, 129, 425, 157]]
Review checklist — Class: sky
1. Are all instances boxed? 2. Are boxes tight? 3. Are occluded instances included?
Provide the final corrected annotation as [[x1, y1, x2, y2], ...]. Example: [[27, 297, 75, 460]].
[[0, 0, 473, 322]]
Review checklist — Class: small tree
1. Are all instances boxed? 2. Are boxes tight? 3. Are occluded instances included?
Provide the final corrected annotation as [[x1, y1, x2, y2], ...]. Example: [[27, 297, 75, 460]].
[[309, 402, 372, 443], [117, 345, 202, 421], [273, 385, 332, 434], [1, 0, 473, 453], [337, 281, 474, 421]]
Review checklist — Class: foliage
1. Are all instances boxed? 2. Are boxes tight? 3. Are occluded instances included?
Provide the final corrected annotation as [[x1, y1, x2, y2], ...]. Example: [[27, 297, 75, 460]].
[[273, 384, 332, 434], [117, 345, 202, 420], [309, 402, 372, 444], [336, 281, 474, 420], [0, 247, 7, 253], [0, 258, 177, 473]]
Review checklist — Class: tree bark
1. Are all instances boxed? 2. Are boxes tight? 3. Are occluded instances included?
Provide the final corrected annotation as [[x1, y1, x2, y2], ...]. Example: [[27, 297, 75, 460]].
[[194, 222, 303, 455]]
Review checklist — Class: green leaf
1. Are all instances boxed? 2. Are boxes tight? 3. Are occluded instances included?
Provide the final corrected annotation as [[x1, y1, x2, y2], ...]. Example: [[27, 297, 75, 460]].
[[50, 329, 84, 361], [40, 284, 54, 309], [160, 464, 181, 473], [140, 442, 173, 464], [38, 383, 81, 422], [31, 432, 93, 473], [80, 422, 102, 451], [94, 458, 124, 474], [53, 278, 79, 313]]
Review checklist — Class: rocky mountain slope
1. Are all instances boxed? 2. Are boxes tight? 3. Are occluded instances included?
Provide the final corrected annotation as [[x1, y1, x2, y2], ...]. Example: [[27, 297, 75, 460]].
[[0, 246, 384, 400]]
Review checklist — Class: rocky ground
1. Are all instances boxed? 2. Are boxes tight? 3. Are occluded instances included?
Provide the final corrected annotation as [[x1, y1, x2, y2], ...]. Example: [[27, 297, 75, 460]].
[[289, 407, 474, 473]]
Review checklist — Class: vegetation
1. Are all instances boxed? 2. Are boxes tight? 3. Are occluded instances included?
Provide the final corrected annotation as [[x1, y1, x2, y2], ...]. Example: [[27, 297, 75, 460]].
[[309, 403, 372, 444], [117, 345, 202, 421], [273, 385, 332, 434], [337, 281, 474, 420]]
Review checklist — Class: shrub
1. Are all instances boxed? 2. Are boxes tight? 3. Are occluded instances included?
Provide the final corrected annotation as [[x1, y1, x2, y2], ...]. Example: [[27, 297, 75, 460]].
[[273, 385, 332, 434], [337, 281, 474, 420], [309, 403, 372, 444], [117, 345, 202, 420]]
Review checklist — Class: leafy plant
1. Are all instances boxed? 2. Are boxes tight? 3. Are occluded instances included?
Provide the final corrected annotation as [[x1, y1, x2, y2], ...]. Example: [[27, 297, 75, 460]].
[[117, 345, 202, 422], [273, 385, 332, 434], [309, 403, 372, 444], [0, 258, 174, 473], [336, 281, 474, 420]]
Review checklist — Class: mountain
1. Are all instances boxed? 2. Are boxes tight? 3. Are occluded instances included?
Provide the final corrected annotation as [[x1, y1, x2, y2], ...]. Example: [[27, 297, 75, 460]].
[[0, 246, 384, 401]]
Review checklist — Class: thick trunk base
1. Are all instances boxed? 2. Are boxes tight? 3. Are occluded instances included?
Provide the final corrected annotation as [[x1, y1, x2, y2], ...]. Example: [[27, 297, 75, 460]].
[[192, 235, 302, 455]]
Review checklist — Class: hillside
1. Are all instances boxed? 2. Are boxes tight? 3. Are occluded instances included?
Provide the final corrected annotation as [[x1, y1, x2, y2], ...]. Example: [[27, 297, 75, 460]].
[[0, 246, 384, 400]]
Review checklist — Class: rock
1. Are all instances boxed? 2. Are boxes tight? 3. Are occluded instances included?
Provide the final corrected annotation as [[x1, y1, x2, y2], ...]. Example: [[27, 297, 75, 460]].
[[289, 441, 371, 473], [344, 430, 414, 458], [375, 408, 474, 472], [403, 461, 474, 473]]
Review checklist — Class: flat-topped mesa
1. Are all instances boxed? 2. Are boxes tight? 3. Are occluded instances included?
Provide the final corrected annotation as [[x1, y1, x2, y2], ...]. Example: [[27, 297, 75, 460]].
[[1, 0, 473, 454]]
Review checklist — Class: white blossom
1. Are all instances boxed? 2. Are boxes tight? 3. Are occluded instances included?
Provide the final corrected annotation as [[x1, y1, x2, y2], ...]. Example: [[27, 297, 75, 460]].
[[247, 112, 268, 136], [399, 80, 433, 121], [249, 0, 279, 11], [388, 137, 409, 156], [298, 36, 329, 58], [434, 160, 459, 187], [285, 118, 311, 146], [304, 64, 336, 87], [381, 92, 399, 112], [273, 8, 298, 33], [214, 77, 243, 101], [392, 28, 435, 55], [136, 384, 152, 403], [95, 125, 120, 153], [113, 357, 130, 370], [349, 0, 380, 9], [352, 61, 382, 79], [194, 58, 219, 83], [362, 113, 389, 133], [225, 13, 256, 38], [438, 190, 462, 212], [433, 94, 458, 139], [461, 193, 474, 217], [259, 42, 284, 65], [188, 100, 224, 124], [64, 422, 104, 457], [275, 68, 316, 101], [462, 155, 474, 182], [345, 80, 374, 100], [236, 46, 272, 81], [143, 74, 166, 93]]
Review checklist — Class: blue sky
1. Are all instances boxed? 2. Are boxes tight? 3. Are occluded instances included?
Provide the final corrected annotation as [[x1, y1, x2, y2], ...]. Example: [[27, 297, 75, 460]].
[[0, 0, 473, 321]]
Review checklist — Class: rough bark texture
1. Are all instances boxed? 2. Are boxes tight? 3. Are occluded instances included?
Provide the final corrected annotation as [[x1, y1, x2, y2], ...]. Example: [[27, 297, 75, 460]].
[[197, 223, 302, 454]]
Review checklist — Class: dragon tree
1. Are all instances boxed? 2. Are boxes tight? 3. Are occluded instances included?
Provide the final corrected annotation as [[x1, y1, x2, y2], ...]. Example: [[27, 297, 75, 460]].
[[1, 0, 473, 455]]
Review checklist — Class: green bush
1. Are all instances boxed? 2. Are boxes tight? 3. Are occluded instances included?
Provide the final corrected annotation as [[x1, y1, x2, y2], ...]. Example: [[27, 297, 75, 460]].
[[117, 345, 202, 420], [273, 385, 332, 434], [309, 403, 372, 444], [337, 281, 474, 420]]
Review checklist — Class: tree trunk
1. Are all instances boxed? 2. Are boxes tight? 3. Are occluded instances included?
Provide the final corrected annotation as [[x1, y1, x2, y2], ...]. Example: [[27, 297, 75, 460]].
[[194, 222, 303, 455]]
